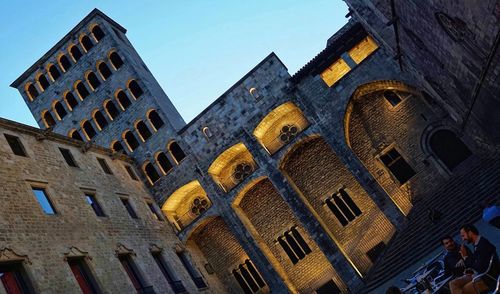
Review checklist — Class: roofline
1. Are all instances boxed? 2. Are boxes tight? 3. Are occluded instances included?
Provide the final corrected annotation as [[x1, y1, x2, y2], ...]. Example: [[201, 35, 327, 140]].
[[178, 52, 288, 134], [0, 116, 133, 163], [10, 8, 127, 88]]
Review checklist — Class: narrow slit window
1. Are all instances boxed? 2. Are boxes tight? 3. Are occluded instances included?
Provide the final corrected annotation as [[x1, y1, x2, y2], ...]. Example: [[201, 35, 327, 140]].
[[277, 227, 311, 264], [118, 254, 147, 290], [97, 158, 113, 175], [152, 252, 186, 293], [85, 194, 106, 217], [326, 189, 361, 226], [67, 258, 101, 294], [176, 252, 207, 289], [31, 187, 56, 215], [4, 134, 27, 157], [59, 147, 78, 167], [380, 148, 416, 184], [121, 198, 138, 219]]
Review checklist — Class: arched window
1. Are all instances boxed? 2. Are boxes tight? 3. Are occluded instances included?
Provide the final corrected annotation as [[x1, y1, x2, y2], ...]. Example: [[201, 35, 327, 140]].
[[135, 120, 152, 141], [104, 100, 120, 120], [53, 101, 67, 120], [123, 130, 139, 152], [80, 35, 94, 52], [93, 110, 108, 130], [81, 120, 97, 140], [249, 87, 260, 99], [69, 45, 83, 62], [111, 141, 125, 153], [25, 83, 39, 101], [42, 110, 56, 128], [37, 73, 50, 91], [47, 64, 61, 81], [168, 141, 186, 164], [75, 81, 90, 100], [430, 130, 472, 171], [64, 92, 78, 110], [69, 129, 84, 141], [156, 152, 172, 175], [143, 162, 161, 185], [128, 80, 143, 99], [109, 51, 124, 70], [86, 72, 101, 91], [202, 127, 213, 139], [91, 25, 105, 42], [147, 110, 164, 131], [97, 62, 112, 80], [116, 90, 131, 110], [58, 54, 72, 72]]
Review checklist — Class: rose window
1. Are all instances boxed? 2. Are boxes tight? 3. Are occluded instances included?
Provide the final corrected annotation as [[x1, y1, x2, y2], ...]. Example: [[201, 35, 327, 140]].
[[233, 162, 253, 182], [191, 197, 210, 216], [279, 124, 299, 143]]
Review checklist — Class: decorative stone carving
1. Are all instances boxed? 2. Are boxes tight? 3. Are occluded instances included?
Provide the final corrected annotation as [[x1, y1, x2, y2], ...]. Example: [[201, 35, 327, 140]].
[[0, 248, 31, 264], [63, 246, 91, 261], [115, 243, 135, 256]]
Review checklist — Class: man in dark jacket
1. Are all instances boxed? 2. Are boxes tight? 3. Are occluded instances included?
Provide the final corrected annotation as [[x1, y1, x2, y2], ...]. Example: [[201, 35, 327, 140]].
[[449, 224, 499, 293], [441, 236, 468, 278]]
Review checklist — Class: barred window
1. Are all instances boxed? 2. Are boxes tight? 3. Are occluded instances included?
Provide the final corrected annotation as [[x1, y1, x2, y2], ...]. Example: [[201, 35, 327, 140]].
[[232, 260, 266, 294], [325, 188, 361, 226], [277, 226, 311, 264]]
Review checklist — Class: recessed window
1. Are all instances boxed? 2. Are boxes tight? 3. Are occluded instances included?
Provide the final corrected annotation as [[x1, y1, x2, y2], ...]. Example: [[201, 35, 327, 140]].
[[42, 110, 57, 128], [82, 120, 97, 140], [121, 198, 138, 219], [37, 73, 50, 91], [75, 81, 90, 100], [383, 90, 402, 107], [152, 252, 186, 293], [118, 254, 147, 291], [135, 121, 152, 142], [128, 80, 143, 99], [366, 241, 386, 263], [91, 25, 105, 42], [80, 35, 94, 52], [176, 251, 207, 289], [59, 54, 72, 72], [4, 134, 27, 157], [97, 62, 112, 80], [147, 202, 163, 221], [112, 141, 125, 153], [147, 110, 164, 131], [325, 188, 361, 226], [67, 258, 101, 294], [123, 130, 139, 152], [116, 90, 131, 110], [25, 83, 39, 101], [320, 58, 351, 87], [104, 100, 119, 120], [232, 260, 266, 294], [53, 101, 67, 120], [70, 45, 83, 62], [48, 64, 61, 81], [69, 129, 84, 141], [59, 147, 78, 167], [0, 262, 35, 293], [156, 152, 172, 175], [168, 141, 186, 164], [124, 165, 139, 181], [277, 226, 311, 264], [316, 280, 341, 294], [430, 129, 472, 171], [93, 110, 108, 130], [96, 158, 113, 175], [85, 194, 106, 217], [31, 187, 56, 215], [144, 162, 160, 185], [64, 92, 78, 110], [86, 72, 101, 91], [109, 51, 124, 70], [379, 147, 416, 184]]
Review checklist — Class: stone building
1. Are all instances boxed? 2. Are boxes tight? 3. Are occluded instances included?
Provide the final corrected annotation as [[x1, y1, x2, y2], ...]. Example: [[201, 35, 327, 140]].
[[3, 2, 500, 293]]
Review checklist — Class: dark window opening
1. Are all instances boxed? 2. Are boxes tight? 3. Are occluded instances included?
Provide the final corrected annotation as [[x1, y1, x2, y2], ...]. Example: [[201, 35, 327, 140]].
[[91, 25, 105, 41], [104, 101, 119, 120], [176, 252, 207, 289], [148, 110, 164, 130], [118, 254, 147, 291], [278, 227, 311, 264], [147, 202, 163, 221], [152, 252, 185, 293], [43, 111, 56, 128], [70, 46, 83, 62], [430, 129, 472, 171], [367, 242, 386, 263], [112, 141, 124, 153], [109, 52, 124, 69], [380, 148, 416, 184], [65, 92, 78, 110], [136, 121, 152, 141], [144, 163, 160, 184], [70, 130, 84, 141], [81, 35, 94, 52], [121, 198, 138, 219], [76, 82, 90, 99], [31, 187, 56, 215], [116, 90, 131, 110], [128, 80, 143, 98], [316, 280, 341, 294], [383, 90, 402, 107], [4, 134, 27, 157], [232, 260, 266, 294], [0, 262, 35, 294], [98, 63, 112, 80], [87, 72, 101, 90], [169, 141, 186, 163], [54, 101, 67, 119], [326, 189, 361, 226], [59, 148, 78, 167], [48, 64, 61, 81], [125, 165, 139, 181], [85, 194, 106, 217], [59, 54, 72, 72], [124, 131, 139, 151], [82, 121, 96, 140], [68, 258, 101, 294], [157, 152, 172, 174], [26, 84, 39, 100], [93, 111, 108, 130], [96, 158, 113, 175], [37, 74, 50, 91]]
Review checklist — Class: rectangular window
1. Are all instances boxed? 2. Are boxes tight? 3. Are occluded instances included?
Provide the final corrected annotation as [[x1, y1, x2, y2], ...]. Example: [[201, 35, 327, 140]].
[[366, 242, 386, 263], [59, 147, 78, 167], [121, 198, 138, 219], [4, 134, 27, 157], [124, 165, 139, 181], [320, 58, 351, 87], [277, 227, 311, 264], [152, 252, 186, 293], [325, 188, 362, 226], [379, 148, 416, 184], [147, 202, 163, 221], [32, 187, 56, 215], [0, 262, 35, 294], [96, 158, 113, 175], [347, 35, 378, 64], [177, 251, 207, 289], [67, 258, 101, 294], [118, 254, 147, 292], [232, 259, 266, 294], [85, 194, 106, 217]]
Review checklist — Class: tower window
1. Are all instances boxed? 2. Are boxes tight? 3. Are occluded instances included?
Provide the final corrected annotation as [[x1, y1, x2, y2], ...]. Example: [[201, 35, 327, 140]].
[[93, 110, 108, 130], [59, 54, 72, 72], [86, 72, 101, 91], [85, 194, 106, 217], [82, 120, 97, 140], [128, 80, 143, 99], [325, 188, 361, 226], [97, 62, 112, 80], [147, 110, 164, 131], [383, 90, 402, 107], [97, 158, 113, 175], [4, 134, 27, 157], [168, 141, 186, 164], [156, 152, 172, 175], [48, 64, 61, 81], [120, 198, 138, 219], [53, 101, 67, 120], [69, 45, 83, 62], [64, 92, 78, 110], [379, 147, 416, 184], [67, 258, 101, 293], [124, 165, 139, 181], [144, 162, 160, 184], [42, 110, 56, 128], [59, 147, 78, 167], [80, 35, 94, 52], [124, 131, 139, 152], [430, 129, 472, 171], [104, 100, 120, 120], [91, 24, 105, 41], [116, 90, 131, 110], [25, 83, 39, 101], [69, 129, 84, 141], [31, 187, 56, 215], [277, 227, 311, 264], [109, 51, 124, 69], [232, 260, 266, 294], [37, 73, 50, 91], [136, 121, 152, 142], [112, 141, 125, 153], [75, 81, 90, 100]]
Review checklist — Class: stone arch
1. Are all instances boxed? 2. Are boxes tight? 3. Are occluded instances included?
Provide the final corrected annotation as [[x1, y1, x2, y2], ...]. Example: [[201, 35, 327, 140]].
[[147, 109, 164, 131], [42, 110, 56, 128], [74, 80, 90, 100], [115, 89, 131, 110], [111, 140, 125, 153], [108, 50, 124, 70], [97, 61, 112, 81], [90, 24, 105, 42], [122, 130, 139, 152], [424, 128, 472, 172], [79, 34, 94, 52], [155, 151, 173, 175], [208, 143, 256, 193], [69, 44, 83, 62], [127, 79, 144, 99], [92, 109, 108, 130], [135, 120, 152, 142], [36, 72, 50, 92], [168, 141, 186, 165], [85, 71, 101, 91], [68, 129, 84, 141], [142, 161, 161, 185], [25, 82, 39, 101], [52, 100, 67, 120], [279, 135, 396, 275], [64, 91, 78, 111], [103, 99, 120, 120], [58, 53, 72, 72], [81, 120, 96, 140], [46, 63, 61, 81]]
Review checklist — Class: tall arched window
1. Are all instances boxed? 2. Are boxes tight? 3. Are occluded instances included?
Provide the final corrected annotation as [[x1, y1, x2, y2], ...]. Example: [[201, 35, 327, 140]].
[[93, 110, 108, 130], [53, 101, 67, 120], [58, 54, 72, 72], [75, 81, 90, 100], [123, 130, 139, 152], [69, 45, 83, 62], [80, 35, 94, 52], [156, 152, 172, 175], [111, 141, 125, 153], [128, 80, 143, 99], [147, 110, 164, 131], [109, 51, 124, 70], [81, 120, 97, 140], [135, 120, 152, 142], [168, 141, 186, 164], [97, 62, 112, 80], [104, 100, 120, 120], [430, 129, 472, 171], [69, 129, 84, 141], [42, 110, 56, 128], [91, 25, 105, 42], [47, 64, 61, 81], [64, 92, 78, 110], [25, 83, 39, 101], [37, 73, 50, 91], [143, 162, 160, 185], [116, 90, 131, 110], [86, 72, 101, 91]]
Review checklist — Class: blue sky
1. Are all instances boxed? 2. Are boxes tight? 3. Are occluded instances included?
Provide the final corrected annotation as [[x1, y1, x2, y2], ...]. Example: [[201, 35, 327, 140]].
[[0, 1, 349, 127]]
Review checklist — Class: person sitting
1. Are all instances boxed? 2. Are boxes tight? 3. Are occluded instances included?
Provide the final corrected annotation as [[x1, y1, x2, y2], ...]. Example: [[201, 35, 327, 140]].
[[449, 224, 499, 294], [441, 236, 469, 278]]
